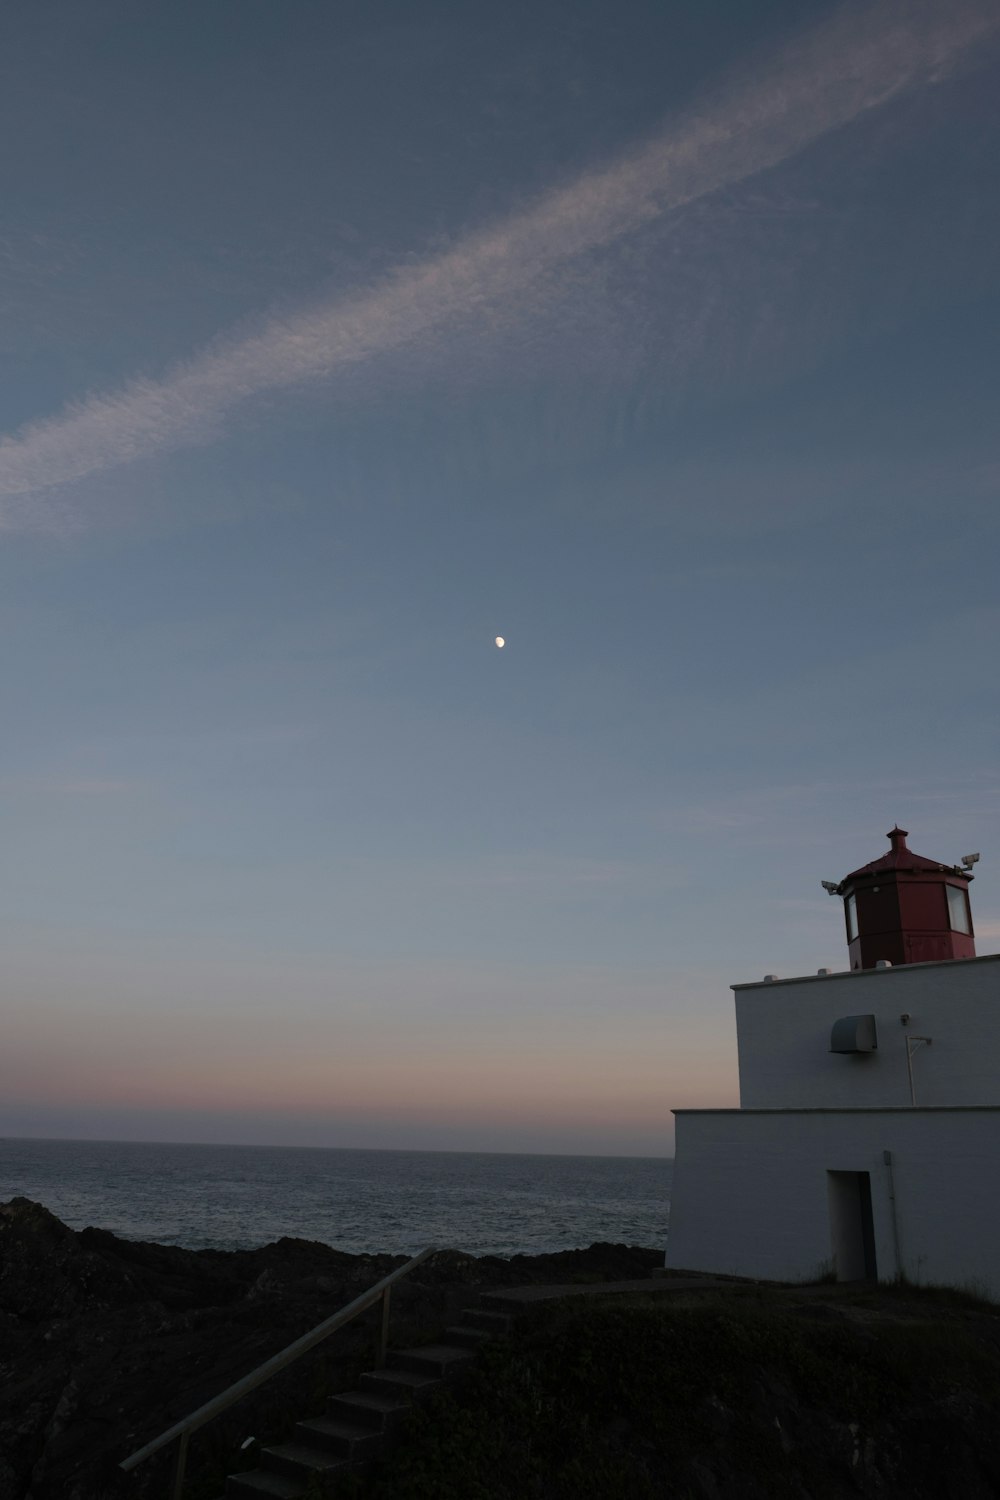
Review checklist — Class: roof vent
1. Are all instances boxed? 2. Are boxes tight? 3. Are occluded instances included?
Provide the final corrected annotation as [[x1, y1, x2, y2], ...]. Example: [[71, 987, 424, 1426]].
[[875, 959, 892, 969], [817, 968, 831, 976], [831, 1014, 878, 1053], [763, 974, 779, 983]]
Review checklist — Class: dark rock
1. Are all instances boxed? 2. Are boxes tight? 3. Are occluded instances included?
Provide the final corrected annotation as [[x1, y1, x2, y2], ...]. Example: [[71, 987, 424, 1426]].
[[0, 1200, 143, 1323], [0, 1201, 660, 1500]]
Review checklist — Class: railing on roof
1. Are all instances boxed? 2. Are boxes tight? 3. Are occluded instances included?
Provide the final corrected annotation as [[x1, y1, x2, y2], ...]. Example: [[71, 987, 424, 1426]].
[[119, 1245, 438, 1500]]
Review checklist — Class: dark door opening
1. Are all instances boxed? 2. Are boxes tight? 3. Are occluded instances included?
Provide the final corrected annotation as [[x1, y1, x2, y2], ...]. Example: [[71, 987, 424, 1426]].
[[827, 1170, 877, 1281]]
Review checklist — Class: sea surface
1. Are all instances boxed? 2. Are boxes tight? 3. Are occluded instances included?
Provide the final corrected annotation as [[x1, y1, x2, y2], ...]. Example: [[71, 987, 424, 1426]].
[[0, 1137, 671, 1257]]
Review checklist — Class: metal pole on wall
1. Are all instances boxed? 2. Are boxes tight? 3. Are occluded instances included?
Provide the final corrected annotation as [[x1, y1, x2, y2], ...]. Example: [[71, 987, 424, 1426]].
[[883, 1149, 902, 1280], [905, 1036, 932, 1106]]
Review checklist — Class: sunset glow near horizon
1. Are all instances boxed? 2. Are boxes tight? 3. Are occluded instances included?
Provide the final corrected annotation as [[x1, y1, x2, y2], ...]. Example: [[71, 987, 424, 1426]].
[[2, 0, 999, 1157]]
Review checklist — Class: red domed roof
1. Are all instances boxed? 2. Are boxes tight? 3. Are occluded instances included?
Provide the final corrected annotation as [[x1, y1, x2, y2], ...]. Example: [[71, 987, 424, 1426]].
[[843, 826, 959, 882], [834, 826, 977, 968]]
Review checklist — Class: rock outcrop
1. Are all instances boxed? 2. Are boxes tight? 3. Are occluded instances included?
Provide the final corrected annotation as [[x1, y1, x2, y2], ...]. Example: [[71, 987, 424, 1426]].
[[0, 1197, 660, 1500]]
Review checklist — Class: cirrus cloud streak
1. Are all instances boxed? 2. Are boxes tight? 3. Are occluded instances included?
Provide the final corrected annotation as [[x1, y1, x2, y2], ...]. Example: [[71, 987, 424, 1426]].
[[0, 0, 995, 524]]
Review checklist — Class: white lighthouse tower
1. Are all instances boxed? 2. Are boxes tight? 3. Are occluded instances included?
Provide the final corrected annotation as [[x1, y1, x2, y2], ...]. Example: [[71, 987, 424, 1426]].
[[666, 829, 1000, 1297]]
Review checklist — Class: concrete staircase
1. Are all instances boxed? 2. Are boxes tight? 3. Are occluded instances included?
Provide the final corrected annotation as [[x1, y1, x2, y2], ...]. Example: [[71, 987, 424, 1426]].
[[224, 1304, 514, 1497]]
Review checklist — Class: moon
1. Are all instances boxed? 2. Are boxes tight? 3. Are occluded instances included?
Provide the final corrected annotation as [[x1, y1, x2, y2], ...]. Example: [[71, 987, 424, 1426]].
[[494, 636, 505, 648]]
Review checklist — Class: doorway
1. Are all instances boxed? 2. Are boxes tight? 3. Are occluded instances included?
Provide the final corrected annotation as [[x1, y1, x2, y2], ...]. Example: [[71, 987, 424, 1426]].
[[827, 1170, 877, 1281]]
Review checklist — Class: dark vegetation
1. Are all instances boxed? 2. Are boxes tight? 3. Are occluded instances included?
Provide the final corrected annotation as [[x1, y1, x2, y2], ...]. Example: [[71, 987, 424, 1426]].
[[367, 1286, 1000, 1499]]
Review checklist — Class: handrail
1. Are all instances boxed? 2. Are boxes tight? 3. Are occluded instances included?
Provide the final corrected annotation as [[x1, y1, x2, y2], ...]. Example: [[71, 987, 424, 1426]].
[[120, 1245, 438, 1498]]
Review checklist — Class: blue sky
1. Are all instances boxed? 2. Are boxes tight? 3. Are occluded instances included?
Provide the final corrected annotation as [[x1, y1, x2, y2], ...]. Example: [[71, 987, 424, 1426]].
[[2, 0, 998, 1154]]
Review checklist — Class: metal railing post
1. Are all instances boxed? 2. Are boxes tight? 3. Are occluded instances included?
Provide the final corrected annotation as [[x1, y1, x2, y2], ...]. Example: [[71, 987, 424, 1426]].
[[376, 1286, 391, 1368], [169, 1430, 189, 1500]]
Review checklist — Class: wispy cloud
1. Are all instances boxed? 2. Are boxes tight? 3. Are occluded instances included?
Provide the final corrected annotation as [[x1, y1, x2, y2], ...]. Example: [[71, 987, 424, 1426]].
[[0, 773, 145, 798], [0, 0, 994, 526], [398, 852, 640, 890], [657, 771, 1000, 847]]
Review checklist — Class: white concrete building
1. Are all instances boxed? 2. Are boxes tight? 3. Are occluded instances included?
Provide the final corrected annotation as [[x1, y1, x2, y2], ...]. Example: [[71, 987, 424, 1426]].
[[666, 828, 1000, 1299]]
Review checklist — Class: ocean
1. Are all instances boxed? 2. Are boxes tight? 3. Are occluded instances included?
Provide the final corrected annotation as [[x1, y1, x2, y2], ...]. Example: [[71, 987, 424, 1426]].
[[0, 1137, 672, 1257]]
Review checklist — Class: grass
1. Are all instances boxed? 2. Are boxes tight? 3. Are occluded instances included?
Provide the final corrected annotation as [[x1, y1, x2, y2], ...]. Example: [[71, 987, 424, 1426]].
[[361, 1286, 1000, 1500]]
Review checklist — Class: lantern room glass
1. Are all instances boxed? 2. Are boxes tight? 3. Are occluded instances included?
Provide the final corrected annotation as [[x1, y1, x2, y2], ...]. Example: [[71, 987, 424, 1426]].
[[846, 892, 858, 942], [947, 884, 971, 934]]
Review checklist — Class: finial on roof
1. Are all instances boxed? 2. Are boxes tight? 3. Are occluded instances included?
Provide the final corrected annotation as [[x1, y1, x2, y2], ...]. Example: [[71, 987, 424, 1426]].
[[888, 826, 909, 851]]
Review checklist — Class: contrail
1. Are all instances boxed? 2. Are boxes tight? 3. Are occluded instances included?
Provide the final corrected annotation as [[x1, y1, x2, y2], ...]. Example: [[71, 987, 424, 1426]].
[[0, 0, 994, 519]]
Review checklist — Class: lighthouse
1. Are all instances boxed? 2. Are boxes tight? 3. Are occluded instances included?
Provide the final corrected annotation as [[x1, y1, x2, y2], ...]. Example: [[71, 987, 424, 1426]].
[[827, 826, 976, 969], [665, 826, 1000, 1297]]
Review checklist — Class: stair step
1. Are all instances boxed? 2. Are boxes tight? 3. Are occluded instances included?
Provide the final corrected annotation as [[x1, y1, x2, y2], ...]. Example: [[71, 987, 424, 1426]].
[[261, 1441, 350, 1485], [479, 1290, 525, 1311], [295, 1414, 383, 1458], [226, 1469, 303, 1499], [359, 1366, 441, 1400], [444, 1324, 492, 1348], [387, 1343, 478, 1378], [461, 1307, 515, 1333], [327, 1388, 412, 1431], [225, 1308, 501, 1495]]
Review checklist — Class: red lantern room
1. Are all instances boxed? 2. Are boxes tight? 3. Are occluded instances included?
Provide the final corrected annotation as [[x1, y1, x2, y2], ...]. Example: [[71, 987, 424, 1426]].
[[827, 826, 977, 970]]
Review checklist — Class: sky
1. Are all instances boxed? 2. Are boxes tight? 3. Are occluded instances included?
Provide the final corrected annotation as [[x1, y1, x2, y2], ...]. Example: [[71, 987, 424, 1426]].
[[2, 0, 999, 1157]]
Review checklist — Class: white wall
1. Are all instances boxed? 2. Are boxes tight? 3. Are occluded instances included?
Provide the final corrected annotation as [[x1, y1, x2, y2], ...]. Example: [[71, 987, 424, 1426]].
[[735, 954, 1000, 1109], [666, 1106, 1000, 1301]]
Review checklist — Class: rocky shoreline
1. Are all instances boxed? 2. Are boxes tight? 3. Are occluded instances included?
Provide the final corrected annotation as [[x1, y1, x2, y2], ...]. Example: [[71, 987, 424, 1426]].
[[0, 1196, 662, 1500]]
